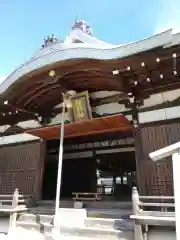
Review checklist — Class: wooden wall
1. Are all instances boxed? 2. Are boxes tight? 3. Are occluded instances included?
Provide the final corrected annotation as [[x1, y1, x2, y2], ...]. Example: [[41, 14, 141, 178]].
[[0, 140, 45, 200], [135, 120, 180, 196]]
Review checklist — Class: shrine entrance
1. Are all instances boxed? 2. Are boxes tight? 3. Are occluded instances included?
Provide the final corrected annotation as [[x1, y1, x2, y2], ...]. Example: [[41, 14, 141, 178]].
[[27, 114, 135, 201], [42, 139, 97, 199], [97, 150, 136, 201], [42, 136, 136, 200]]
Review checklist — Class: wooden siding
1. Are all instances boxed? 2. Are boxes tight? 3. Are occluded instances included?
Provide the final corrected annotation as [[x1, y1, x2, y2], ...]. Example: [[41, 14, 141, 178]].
[[0, 140, 45, 200], [135, 121, 180, 196]]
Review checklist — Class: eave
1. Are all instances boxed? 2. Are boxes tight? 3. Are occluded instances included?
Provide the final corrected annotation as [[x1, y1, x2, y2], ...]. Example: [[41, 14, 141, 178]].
[[25, 114, 132, 140], [0, 29, 176, 95], [0, 30, 179, 125]]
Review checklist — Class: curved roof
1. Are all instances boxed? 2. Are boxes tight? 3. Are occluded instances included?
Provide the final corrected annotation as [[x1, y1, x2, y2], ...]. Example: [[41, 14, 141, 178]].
[[0, 29, 176, 95], [0, 24, 180, 126]]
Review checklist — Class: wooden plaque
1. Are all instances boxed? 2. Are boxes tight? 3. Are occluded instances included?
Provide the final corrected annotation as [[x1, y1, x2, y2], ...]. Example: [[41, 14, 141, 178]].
[[71, 91, 92, 122]]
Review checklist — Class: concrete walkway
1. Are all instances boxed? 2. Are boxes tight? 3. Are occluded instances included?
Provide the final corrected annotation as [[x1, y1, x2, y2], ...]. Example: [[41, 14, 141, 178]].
[[0, 218, 8, 235], [0, 218, 176, 240]]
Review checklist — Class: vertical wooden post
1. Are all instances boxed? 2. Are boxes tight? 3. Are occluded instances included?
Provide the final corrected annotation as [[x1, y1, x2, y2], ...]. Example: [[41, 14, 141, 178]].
[[172, 151, 180, 240], [9, 189, 19, 233], [12, 188, 19, 208], [132, 187, 140, 215], [35, 140, 46, 201], [132, 187, 143, 240], [113, 175, 116, 197], [132, 100, 143, 194], [120, 171, 124, 185]]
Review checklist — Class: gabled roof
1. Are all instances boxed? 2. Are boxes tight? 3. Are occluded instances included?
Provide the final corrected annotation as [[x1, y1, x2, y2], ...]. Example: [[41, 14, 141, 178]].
[[0, 28, 179, 96], [64, 28, 116, 48], [0, 22, 180, 126]]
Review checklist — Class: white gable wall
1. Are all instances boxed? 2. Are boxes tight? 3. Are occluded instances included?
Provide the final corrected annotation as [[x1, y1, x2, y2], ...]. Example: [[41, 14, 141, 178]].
[[0, 133, 40, 146]]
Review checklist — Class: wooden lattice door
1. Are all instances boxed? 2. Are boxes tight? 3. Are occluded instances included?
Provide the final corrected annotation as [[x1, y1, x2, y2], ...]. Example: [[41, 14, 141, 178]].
[[0, 140, 45, 200], [135, 121, 180, 196]]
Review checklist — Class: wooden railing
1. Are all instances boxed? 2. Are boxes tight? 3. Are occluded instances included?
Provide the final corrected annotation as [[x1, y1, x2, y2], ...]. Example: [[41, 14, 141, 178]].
[[0, 189, 31, 234], [130, 141, 180, 240], [130, 187, 175, 240], [0, 189, 32, 207], [149, 141, 180, 240]]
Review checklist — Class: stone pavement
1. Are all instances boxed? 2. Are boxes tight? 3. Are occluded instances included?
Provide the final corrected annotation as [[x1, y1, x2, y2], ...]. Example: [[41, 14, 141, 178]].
[[0, 229, 176, 240], [0, 217, 131, 240], [0, 217, 176, 240], [0, 218, 8, 235], [0, 229, 123, 240], [0, 207, 133, 239]]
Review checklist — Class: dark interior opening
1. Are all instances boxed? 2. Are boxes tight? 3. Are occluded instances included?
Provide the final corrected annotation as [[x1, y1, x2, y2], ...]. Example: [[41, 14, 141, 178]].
[[97, 151, 136, 200], [42, 136, 136, 201], [42, 154, 57, 200], [42, 139, 97, 200]]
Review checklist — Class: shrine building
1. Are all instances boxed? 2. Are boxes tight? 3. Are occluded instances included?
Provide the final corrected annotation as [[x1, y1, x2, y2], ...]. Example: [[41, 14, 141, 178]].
[[0, 20, 179, 200]]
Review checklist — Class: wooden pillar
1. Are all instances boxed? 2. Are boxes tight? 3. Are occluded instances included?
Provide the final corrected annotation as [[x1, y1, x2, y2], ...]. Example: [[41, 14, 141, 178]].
[[120, 172, 124, 185], [132, 187, 143, 240], [131, 100, 144, 193], [92, 147, 97, 193], [113, 175, 116, 196], [34, 140, 46, 201]]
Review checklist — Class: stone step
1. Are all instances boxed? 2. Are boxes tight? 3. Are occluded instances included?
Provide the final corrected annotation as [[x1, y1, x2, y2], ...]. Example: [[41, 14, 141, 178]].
[[36, 200, 132, 210], [55, 226, 133, 240], [85, 201, 132, 210], [87, 209, 131, 219], [36, 200, 73, 208], [29, 207, 132, 219], [19, 213, 53, 224], [18, 213, 133, 232], [16, 221, 52, 234], [16, 221, 133, 240], [9, 227, 53, 240], [36, 201, 55, 206], [85, 217, 133, 231], [29, 207, 55, 216]]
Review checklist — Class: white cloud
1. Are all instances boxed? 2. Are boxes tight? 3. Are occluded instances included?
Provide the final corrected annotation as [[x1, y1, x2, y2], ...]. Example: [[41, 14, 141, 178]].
[[154, 0, 180, 34]]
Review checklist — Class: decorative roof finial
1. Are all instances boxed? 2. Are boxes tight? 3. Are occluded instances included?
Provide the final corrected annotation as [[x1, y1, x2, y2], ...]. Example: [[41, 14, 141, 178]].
[[41, 34, 58, 49], [71, 19, 92, 36]]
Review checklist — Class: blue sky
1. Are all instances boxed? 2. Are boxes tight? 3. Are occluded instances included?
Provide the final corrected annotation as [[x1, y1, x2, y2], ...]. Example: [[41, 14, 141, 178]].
[[0, 0, 179, 80]]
